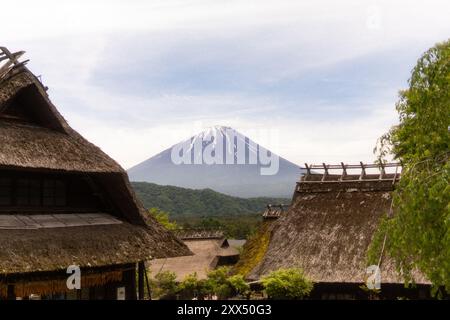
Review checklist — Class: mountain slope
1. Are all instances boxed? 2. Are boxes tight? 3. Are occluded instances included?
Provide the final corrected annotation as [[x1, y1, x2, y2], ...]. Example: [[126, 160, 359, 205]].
[[128, 126, 303, 197], [131, 182, 290, 217]]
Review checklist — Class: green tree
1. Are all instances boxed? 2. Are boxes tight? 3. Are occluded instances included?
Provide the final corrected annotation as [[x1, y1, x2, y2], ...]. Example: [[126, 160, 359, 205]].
[[178, 273, 207, 299], [148, 207, 178, 231], [369, 40, 450, 292], [261, 268, 313, 300], [152, 271, 179, 299], [227, 274, 250, 296], [204, 267, 232, 299], [177, 268, 251, 299]]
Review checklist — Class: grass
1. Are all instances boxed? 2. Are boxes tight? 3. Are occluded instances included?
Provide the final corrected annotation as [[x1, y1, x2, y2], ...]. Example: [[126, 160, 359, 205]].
[[232, 221, 272, 277]]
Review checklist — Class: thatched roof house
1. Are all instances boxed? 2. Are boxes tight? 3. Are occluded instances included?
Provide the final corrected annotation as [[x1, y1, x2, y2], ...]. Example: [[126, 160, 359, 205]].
[[150, 230, 240, 281], [0, 47, 190, 300], [237, 163, 431, 299]]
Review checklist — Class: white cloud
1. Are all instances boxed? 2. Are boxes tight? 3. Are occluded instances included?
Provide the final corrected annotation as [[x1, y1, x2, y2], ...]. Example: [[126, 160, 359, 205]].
[[2, 0, 449, 169], [64, 96, 398, 169]]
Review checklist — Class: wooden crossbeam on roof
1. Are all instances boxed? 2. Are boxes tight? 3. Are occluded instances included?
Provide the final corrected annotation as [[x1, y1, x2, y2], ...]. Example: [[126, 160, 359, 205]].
[[304, 163, 400, 170], [0, 47, 28, 81], [300, 162, 401, 183]]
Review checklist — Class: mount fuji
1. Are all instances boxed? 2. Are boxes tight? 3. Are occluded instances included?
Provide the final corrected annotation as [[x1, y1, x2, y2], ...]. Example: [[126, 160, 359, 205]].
[[127, 126, 303, 197]]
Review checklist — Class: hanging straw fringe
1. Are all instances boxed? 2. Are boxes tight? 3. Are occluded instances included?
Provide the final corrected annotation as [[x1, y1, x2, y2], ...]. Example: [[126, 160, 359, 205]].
[[1, 270, 123, 298]]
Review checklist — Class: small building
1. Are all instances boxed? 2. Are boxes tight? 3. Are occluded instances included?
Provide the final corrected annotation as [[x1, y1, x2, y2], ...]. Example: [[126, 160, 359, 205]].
[[0, 47, 190, 300], [237, 163, 431, 299], [150, 230, 240, 281]]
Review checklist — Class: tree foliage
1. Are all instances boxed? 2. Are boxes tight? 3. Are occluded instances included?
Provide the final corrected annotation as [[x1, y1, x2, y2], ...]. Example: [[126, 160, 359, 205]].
[[227, 274, 250, 296], [204, 267, 233, 299], [369, 40, 450, 292], [170, 268, 250, 299], [261, 268, 313, 300], [178, 272, 207, 299], [148, 207, 178, 231], [132, 182, 289, 217], [134, 181, 288, 238], [151, 271, 179, 299]]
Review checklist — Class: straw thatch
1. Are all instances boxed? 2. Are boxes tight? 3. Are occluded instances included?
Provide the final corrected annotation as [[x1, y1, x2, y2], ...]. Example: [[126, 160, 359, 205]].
[[1, 268, 125, 297], [0, 71, 122, 173], [0, 121, 123, 173], [0, 222, 176, 274], [245, 173, 429, 285], [0, 62, 191, 275], [150, 233, 240, 281]]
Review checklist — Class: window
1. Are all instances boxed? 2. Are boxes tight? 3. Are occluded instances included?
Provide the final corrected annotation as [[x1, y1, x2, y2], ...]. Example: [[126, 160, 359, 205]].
[[16, 178, 41, 206], [0, 177, 67, 208], [0, 178, 12, 205], [0, 172, 101, 211], [43, 179, 66, 206]]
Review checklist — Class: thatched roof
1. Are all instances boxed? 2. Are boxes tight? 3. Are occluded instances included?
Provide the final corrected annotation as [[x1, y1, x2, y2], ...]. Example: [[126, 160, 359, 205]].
[[150, 235, 240, 281], [174, 229, 225, 240], [0, 221, 170, 274], [0, 71, 122, 173], [0, 52, 191, 273], [245, 170, 429, 285], [228, 239, 247, 248], [0, 121, 123, 173]]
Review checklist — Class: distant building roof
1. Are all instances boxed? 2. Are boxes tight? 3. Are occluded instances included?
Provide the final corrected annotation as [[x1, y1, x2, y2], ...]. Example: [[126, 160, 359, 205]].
[[150, 231, 240, 281], [174, 229, 224, 240], [228, 239, 247, 248]]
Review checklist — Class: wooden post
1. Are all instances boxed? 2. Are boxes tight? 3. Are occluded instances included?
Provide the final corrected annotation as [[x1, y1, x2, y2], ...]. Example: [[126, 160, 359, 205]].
[[304, 163, 311, 178], [321, 163, 329, 182], [138, 261, 145, 300], [340, 162, 347, 181], [359, 162, 366, 180], [123, 265, 137, 300], [392, 164, 399, 186], [144, 266, 152, 300]]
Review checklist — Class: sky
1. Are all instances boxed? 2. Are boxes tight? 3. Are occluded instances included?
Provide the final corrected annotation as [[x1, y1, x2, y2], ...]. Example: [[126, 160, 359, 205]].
[[3, 0, 450, 169]]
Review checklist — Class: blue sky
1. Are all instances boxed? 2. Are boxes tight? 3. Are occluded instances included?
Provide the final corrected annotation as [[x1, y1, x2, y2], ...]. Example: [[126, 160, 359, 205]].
[[3, 0, 450, 168]]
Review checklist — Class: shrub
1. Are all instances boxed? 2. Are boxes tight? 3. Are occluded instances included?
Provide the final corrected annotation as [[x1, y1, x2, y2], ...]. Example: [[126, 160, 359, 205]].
[[261, 268, 313, 299], [228, 274, 250, 296], [178, 273, 207, 299], [152, 271, 178, 299], [204, 267, 231, 299], [203, 267, 251, 299]]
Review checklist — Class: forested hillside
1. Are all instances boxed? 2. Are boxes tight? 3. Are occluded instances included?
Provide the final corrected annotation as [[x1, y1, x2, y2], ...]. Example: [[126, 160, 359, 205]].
[[131, 182, 290, 217]]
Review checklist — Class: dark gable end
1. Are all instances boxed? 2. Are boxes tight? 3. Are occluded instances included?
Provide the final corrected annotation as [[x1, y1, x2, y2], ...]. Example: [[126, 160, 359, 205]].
[[0, 71, 66, 132]]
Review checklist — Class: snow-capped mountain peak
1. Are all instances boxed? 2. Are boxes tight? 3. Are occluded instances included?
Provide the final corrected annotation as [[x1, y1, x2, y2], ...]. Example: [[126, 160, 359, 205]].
[[128, 126, 302, 197]]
